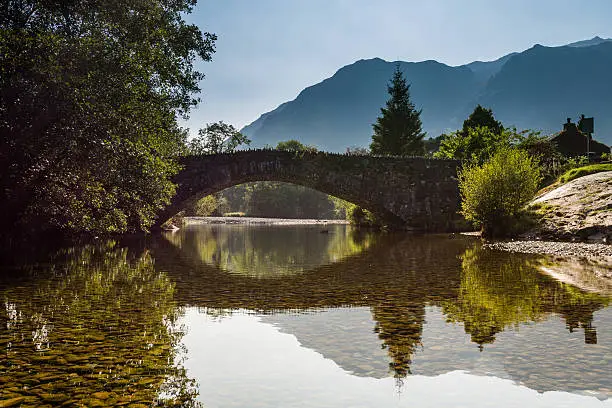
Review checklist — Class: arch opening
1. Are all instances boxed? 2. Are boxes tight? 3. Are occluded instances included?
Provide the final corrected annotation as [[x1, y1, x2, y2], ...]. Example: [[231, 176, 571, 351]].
[[166, 180, 398, 226], [191, 181, 351, 220], [160, 176, 410, 229]]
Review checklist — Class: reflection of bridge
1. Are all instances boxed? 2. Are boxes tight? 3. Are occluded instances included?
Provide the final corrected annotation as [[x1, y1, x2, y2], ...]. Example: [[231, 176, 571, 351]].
[[155, 150, 462, 231], [151, 232, 609, 385]]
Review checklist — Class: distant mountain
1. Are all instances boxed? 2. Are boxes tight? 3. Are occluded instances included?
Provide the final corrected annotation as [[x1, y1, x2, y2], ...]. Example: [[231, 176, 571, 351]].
[[242, 38, 612, 152], [478, 42, 612, 140], [566, 36, 612, 47]]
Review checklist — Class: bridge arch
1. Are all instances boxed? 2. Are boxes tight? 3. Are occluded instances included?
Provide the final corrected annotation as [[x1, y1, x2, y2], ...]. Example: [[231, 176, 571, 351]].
[[156, 150, 463, 231]]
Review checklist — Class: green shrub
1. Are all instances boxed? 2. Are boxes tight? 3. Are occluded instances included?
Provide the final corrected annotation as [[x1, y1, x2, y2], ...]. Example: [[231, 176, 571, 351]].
[[347, 205, 378, 227], [458, 147, 542, 238], [557, 163, 612, 184], [194, 195, 218, 216]]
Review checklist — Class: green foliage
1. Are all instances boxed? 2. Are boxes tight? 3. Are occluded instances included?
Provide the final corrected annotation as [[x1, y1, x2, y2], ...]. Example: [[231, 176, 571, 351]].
[[462, 105, 504, 135], [458, 147, 542, 237], [329, 196, 353, 219], [347, 205, 379, 227], [0, 0, 215, 235], [433, 106, 503, 161], [433, 105, 552, 167], [370, 65, 425, 156], [557, 163, 612, 184], [276, 139, 318, 153], [434, 126, 509, 164], [193, 195, 218, 216], [188, 121, 250, 154], [600, 152, 611, 161], [435, 124, 556, 168]]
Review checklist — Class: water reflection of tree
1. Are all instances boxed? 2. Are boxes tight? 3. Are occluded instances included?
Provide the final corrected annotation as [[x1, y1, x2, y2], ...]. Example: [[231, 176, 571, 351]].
[[164, 225, 375, 277], [443, 246, 610, 348], [372, 304, 424, 379], [0, 242, 200, 407]]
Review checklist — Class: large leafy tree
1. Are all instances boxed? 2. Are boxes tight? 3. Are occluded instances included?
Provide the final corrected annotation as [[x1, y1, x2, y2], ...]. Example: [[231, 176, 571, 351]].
[[0, 1, 215, 235], [188, 122, 251, 154], [434, 126, 508, 164], [434, 105, 506, 163], [370, 65, 425, 156]]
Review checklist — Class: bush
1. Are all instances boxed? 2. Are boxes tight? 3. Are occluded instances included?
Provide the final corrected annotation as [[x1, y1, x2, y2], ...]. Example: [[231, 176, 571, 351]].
[[347, 205, 378, 227], [193, 195, 218, 216], [458, 147, 542, 238]]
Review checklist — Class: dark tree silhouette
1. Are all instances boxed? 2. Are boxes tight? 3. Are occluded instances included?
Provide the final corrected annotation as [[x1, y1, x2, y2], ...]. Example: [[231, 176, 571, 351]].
[[370, 65, 425, 156], [462, 105, 504, 135]]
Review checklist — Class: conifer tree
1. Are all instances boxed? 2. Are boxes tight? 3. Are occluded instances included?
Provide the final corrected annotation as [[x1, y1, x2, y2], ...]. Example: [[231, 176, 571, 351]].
[[370, 65, 425, 156]]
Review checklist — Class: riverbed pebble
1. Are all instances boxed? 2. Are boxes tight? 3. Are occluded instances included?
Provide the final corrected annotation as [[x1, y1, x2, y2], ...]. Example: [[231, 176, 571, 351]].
[[484, 240, 612, 264]]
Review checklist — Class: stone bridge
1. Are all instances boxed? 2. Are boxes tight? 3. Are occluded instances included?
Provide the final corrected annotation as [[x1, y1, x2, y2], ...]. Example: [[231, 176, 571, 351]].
[[156, 150, 463, 232]]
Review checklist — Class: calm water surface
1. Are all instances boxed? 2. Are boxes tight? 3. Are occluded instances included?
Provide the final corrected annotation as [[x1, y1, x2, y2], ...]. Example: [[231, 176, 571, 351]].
[[1, 224, 611, 407]]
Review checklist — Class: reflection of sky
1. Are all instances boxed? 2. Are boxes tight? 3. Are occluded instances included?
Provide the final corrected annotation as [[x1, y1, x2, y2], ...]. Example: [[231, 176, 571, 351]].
[[179, 307, 612, 408]]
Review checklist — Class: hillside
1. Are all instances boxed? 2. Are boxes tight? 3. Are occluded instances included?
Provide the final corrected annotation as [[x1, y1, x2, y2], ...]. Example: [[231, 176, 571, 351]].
[[242, 37, 612, 152]]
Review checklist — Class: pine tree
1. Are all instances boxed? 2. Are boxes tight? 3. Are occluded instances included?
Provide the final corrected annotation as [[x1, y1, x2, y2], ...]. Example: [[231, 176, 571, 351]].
[[370, 65, 426, 156]]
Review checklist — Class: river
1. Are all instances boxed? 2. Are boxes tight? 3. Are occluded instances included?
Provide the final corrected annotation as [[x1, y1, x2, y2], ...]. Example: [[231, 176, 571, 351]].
[[1, 224, 611, 407]]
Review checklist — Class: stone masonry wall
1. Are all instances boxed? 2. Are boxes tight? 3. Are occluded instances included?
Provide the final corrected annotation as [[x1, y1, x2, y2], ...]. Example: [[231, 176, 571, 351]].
[[156, 150, 462, 232]]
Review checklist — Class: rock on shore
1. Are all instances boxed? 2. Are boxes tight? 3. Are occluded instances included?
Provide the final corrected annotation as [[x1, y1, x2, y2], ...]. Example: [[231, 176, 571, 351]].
[[524, 171, 612, 242]]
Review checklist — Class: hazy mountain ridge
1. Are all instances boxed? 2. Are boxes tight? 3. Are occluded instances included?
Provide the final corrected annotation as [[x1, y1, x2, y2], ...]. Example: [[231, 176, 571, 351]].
[[242, 37, 612, 151]]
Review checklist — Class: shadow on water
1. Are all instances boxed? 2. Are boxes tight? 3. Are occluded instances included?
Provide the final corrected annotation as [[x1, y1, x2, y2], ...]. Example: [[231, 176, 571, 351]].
[[1, 225, 611, 405]]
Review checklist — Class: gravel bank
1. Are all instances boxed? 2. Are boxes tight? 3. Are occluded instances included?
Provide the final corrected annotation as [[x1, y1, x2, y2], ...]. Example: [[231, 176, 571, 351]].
[[484, 240, 612, 264]]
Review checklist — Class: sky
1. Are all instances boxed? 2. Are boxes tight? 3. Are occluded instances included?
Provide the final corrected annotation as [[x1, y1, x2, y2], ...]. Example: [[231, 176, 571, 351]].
[[183, 0, 612, 133]]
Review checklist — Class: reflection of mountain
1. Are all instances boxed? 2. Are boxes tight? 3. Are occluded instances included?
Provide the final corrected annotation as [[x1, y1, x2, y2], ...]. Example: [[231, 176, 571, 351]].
[[262, 308, 391, 378], [0, 243, 199, 406], [152, 230, 610, 396], [163, 224, 374, 277], [415, 307, 612, 399], [227, 305, 612, 400]]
